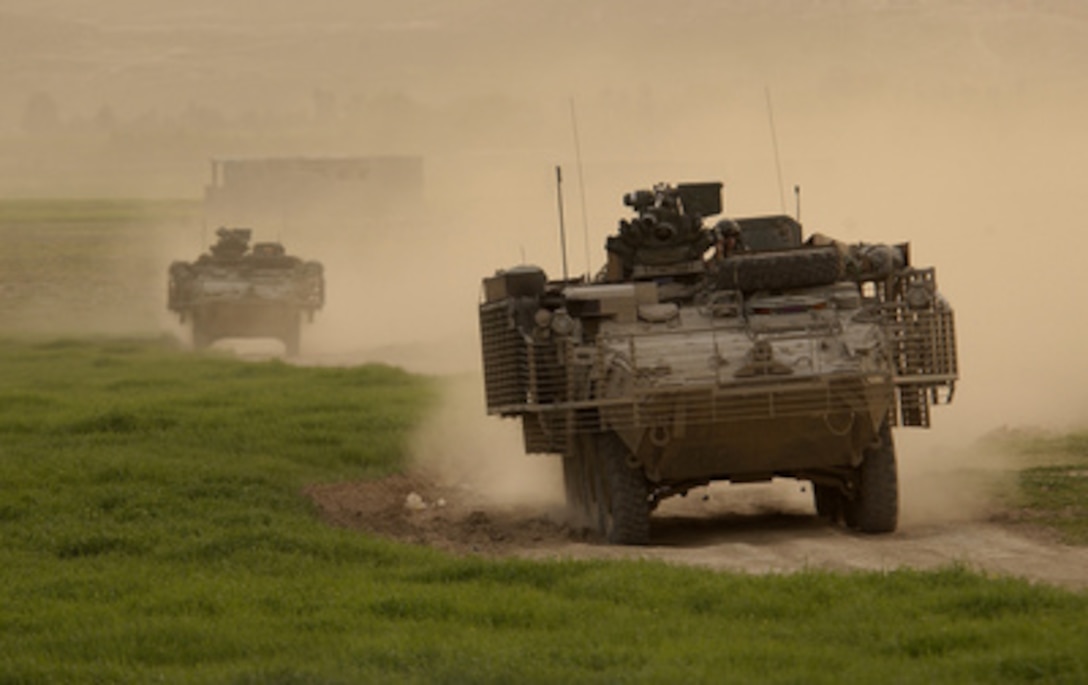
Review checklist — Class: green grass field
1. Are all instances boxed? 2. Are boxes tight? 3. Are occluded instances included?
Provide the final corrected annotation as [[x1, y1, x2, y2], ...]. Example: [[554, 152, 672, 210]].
[[987, 430, 1088, 545], [2, 200, 1087, 683], [0, 337, 1086, 684], [0, 198, 201, 337]]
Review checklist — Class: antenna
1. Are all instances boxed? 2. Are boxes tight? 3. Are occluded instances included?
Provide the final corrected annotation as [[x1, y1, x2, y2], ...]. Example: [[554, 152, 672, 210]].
[[569, 98, 591, 279], [764, 86, 787, 213], [202, 159, 213, 249], [555, 166, 570, 281], [794, 185, 802, 221]]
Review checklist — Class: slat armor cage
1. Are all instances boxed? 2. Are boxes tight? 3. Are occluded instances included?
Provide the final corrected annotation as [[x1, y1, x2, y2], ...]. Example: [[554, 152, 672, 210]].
[[880, 267, 958, 428], [480, 268, 957, 450]]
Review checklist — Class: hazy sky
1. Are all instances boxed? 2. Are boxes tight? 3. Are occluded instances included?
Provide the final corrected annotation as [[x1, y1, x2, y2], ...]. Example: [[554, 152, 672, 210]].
[[3, 0, 1087, 445]]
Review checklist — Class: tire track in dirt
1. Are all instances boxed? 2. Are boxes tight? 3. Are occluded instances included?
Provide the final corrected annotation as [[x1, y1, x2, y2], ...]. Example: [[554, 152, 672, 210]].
[[289, 347, 1088, 591], [305, 473, 1088, 591]]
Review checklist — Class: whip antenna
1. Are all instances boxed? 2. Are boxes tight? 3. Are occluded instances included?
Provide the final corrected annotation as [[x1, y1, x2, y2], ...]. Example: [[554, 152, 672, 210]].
[[569, 98, 592, 279], [765, 86, 787, 213], [555, 165, 570, 281]]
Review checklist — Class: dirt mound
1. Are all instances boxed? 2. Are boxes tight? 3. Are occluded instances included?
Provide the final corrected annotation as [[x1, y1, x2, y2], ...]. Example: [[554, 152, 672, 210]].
[[304, 470, 1088, 590], [304, 472, 588, 556]]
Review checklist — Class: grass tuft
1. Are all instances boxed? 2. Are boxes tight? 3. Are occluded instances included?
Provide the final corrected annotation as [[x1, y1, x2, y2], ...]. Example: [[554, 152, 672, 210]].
[[995, 428, 1088, 544]]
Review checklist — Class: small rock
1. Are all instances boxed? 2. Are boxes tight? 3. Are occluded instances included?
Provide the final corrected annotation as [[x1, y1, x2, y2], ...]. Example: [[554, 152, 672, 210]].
[[405, 492, 426, 511]]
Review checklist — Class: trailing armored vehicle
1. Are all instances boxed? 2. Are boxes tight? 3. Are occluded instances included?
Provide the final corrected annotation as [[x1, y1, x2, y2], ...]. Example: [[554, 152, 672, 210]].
[[479, 182, 957, 544], [168, 228, 324, 355]]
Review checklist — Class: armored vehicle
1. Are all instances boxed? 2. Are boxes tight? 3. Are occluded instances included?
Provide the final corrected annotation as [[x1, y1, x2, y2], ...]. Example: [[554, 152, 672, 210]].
[[479, 182, 957, 544], [168, 228, 324, 355]]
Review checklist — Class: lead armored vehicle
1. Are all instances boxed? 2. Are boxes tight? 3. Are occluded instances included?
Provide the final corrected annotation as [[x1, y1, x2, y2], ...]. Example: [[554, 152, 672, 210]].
[[479, 182, 957, 544], [168, 228, 324, 355]]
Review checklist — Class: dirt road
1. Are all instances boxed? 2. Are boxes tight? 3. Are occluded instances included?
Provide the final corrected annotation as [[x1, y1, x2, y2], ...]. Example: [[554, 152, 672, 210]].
[[306, 469, 1088, 591], [279, 344, 1088, 591]]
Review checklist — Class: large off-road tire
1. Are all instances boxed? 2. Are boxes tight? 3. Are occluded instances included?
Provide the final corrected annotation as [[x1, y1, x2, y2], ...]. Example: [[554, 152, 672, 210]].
[[191, 315, 214, 351], [845, 422, 898, 534], [716, 246, 843, 292], [813, 483, 843, 522], [561, 437, 594, 528], [282, 317, 301, 357], [594, 432, 651, 545]]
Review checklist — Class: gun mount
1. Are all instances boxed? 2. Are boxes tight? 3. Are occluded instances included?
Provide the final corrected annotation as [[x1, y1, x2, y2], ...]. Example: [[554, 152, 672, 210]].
[[605, 182, 721, 281]]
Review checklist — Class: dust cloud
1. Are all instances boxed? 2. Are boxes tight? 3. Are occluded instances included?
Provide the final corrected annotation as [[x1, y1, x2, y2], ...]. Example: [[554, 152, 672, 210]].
[[407, 373, 565, 510], [3, 1, 1088, 522]]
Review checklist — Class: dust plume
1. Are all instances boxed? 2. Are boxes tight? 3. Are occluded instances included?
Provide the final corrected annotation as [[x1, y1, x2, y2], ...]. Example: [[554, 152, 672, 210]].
[[408, 373, 565, 510], [896, 432, 1019, 528], [4, 1, 1088, 525]]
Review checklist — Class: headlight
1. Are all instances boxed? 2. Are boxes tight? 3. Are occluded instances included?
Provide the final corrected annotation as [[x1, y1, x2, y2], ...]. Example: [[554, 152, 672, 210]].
[[533, 308, 553, 329], [906, 283, 933, 309], [551, 310, 575, 336]]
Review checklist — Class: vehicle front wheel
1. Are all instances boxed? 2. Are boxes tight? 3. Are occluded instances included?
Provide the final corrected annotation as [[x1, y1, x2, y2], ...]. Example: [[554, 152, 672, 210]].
[[282, 321, 301, 357], [594, 432, 651, 545], [562, 436, 594, 528], [191, 315, 214, 351], [844, 422, 898, 534]]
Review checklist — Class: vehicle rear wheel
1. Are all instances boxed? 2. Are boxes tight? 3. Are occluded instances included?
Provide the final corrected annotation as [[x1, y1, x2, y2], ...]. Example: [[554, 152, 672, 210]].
[[813, 483, 843, 522], [845, 422, 898, 534], [594, 432, 651, 545]]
